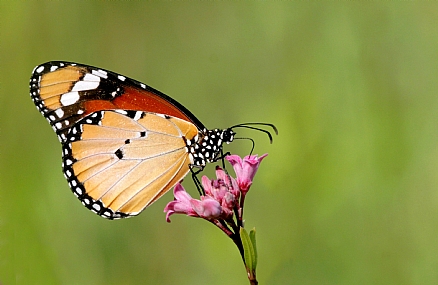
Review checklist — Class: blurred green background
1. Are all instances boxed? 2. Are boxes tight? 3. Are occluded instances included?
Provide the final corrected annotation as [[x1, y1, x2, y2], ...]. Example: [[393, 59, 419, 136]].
[[2, 2, 438, 285]]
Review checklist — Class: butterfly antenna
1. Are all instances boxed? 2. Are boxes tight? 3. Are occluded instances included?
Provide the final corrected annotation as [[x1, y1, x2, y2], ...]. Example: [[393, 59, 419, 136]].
[[233, 137, 256, 155], [232, 123, 278, 135], [230, 123, 277, 144]]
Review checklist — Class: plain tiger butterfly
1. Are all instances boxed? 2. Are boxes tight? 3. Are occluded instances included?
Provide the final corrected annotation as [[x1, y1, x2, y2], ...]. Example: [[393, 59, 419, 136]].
[[29, 61, 276, 220]]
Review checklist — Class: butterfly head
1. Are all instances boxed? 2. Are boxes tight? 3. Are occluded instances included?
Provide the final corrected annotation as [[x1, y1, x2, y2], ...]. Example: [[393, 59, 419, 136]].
[[221, 128, 236, 145]]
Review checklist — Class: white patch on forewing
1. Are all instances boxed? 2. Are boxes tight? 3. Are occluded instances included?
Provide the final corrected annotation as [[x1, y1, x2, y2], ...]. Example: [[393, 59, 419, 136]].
[[92, 69, 108, 79], [71, 80, 100, 92], [83, 73, 101, 82], [55, 108, 64, 118], [36, 65, 44, 73], [60, 91, 80, 106]]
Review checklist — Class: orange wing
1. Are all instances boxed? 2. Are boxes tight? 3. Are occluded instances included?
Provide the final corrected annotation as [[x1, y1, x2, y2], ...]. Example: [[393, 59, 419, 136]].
[[62, 110, 199, 219]]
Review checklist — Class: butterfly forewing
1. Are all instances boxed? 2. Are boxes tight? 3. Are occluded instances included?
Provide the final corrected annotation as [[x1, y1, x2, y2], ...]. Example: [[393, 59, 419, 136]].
[[30, 61, 205, 143]]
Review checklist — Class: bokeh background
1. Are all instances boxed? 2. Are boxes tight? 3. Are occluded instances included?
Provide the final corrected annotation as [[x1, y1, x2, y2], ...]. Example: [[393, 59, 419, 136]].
[[2, 2, 438, 284]]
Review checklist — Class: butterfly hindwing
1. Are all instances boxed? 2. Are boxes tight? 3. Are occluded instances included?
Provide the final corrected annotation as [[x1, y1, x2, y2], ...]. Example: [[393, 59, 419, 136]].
[[62, 110, 199, 219]]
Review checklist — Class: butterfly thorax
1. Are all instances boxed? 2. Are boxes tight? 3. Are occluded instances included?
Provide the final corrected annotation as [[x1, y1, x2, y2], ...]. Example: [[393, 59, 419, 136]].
[[186, 128, 235, 168]]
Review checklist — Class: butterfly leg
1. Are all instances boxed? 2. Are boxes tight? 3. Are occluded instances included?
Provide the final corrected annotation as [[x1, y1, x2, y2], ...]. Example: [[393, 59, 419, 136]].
[[189, 164, 205, 196], [211, 148, 230, 170]]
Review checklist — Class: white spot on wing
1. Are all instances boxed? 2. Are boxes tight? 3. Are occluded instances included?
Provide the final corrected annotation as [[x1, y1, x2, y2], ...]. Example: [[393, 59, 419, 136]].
[[36, 66, 44, 73], [93, 203, 101, 211], [71, 80, 99, 92], [92, 69, 108, 79], [83, 73, 101, 82], [50, 66, 58, 72], [133, 111, 142, 121], [118, 75, 126, 81], [55, 108, 64, 118], [60, 91, 80, 106]]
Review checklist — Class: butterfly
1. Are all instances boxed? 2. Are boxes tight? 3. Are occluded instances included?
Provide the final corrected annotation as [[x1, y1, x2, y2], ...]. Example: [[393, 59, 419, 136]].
[[29, 61, 276, 219]]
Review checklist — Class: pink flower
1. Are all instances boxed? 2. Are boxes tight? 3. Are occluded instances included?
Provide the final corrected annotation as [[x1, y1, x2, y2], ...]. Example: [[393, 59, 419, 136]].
[[202, 168, 240, 219], [164, 183, 222, 222], [163, 153, 270, 285], [226, 154, 268, 193], [165, 154, 268, 223]]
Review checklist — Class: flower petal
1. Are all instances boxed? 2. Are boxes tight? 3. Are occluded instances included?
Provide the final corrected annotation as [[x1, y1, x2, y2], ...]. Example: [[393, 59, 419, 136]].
[[173, 183, 193, 202], [226, 154, 268, 192], [191, 197, 222, 219], [164, 183, 199, 222], [201, 175, 213, 196]]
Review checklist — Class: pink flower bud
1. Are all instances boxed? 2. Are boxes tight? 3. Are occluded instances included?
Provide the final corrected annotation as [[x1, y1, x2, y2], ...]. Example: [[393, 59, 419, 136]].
[[226, 154, 268, 193]]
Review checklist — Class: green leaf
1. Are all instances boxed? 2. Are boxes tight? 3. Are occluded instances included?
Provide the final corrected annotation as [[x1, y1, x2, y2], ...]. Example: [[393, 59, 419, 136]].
[[240, 227, 257, 273]]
